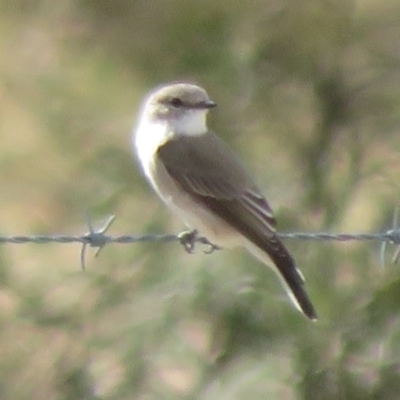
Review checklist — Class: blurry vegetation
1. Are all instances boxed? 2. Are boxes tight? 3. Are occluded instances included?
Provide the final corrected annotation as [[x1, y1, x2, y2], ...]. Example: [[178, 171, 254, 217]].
[[1, 0, 400, 398]]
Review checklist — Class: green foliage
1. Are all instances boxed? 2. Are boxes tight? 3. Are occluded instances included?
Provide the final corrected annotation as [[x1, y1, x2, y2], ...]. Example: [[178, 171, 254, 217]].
[[1, 0, 400, 398]]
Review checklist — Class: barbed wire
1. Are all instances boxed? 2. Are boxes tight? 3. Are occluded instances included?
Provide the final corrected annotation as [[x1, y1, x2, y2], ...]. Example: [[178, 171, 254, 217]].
[[1, 214, 400, 269], [1, 230, 400, 245]]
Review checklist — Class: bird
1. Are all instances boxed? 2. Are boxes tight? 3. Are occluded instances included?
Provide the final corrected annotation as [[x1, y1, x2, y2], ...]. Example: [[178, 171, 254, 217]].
[[133, 82, 317, 320]]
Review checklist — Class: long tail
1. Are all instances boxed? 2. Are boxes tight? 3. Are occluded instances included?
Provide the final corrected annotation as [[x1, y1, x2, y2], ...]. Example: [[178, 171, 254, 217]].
[[245, 236, 317, 320]]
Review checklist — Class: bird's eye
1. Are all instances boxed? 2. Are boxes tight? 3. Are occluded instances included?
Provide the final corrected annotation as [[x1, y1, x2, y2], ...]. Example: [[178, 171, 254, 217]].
[[170, 97, 183, 108]]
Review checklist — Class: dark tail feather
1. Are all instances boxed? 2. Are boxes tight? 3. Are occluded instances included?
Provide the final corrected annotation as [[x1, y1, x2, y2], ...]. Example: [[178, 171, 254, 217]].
[[195, 196, 317, 319], [246, 235, 317, 320]]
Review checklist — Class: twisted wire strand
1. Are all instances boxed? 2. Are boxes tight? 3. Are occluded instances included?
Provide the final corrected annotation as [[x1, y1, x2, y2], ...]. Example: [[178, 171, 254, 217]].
[[0, 231, 399, 245], [2, 218, 399, 270]]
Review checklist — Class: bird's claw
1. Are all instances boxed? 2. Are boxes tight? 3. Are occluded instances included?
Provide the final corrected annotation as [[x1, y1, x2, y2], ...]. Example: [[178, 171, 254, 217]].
[[178, 230, 221, 254], [178, 229, 199, 254], [197, 236, 221, 254]]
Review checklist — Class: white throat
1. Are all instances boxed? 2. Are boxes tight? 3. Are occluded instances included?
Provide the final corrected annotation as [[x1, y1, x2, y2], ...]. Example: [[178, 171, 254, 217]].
[[171, 110, 208, 136]]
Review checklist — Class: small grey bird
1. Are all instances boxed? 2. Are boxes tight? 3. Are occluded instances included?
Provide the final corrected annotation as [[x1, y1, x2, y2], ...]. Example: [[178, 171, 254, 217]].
[[133, 82, 317, 320]]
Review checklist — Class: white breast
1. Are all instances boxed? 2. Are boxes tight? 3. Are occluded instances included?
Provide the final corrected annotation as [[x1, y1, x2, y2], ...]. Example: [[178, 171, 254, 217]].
[[134, 119, 170, 185]]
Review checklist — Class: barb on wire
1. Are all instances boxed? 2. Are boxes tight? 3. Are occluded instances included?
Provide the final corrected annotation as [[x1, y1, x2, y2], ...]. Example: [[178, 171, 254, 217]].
[[380, 209, 400, 268], [80, 213, 116, 271]]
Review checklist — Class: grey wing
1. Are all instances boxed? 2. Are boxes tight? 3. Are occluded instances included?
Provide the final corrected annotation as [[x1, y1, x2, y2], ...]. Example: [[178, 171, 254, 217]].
[[157, 132, 277, 235]]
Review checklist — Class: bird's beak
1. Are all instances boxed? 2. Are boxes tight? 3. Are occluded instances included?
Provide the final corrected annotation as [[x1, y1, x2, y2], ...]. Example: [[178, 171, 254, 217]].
[[193, 100, 217, 109]]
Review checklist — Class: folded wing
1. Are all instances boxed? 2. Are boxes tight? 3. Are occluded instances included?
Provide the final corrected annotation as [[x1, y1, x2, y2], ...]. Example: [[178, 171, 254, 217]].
[[157, 132, 317, 319]]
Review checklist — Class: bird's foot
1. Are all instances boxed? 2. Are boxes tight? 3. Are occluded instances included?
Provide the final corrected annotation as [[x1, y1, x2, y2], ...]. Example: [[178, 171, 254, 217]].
[[178, 230, 221, 254], [197, 236, 221, 254], [178, 229, 198, 254]]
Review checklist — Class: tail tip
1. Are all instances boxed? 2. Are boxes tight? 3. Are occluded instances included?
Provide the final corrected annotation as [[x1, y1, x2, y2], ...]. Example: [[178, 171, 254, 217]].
[[302, 302, 318, 321]]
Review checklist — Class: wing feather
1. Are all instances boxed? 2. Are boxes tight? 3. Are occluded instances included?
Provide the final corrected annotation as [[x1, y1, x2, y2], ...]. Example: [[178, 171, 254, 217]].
[[157, 132, 277, 235]]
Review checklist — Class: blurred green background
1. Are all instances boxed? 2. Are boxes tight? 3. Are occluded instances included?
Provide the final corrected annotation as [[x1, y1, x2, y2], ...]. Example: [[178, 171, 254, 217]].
[[1, 0, 400, 399]]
